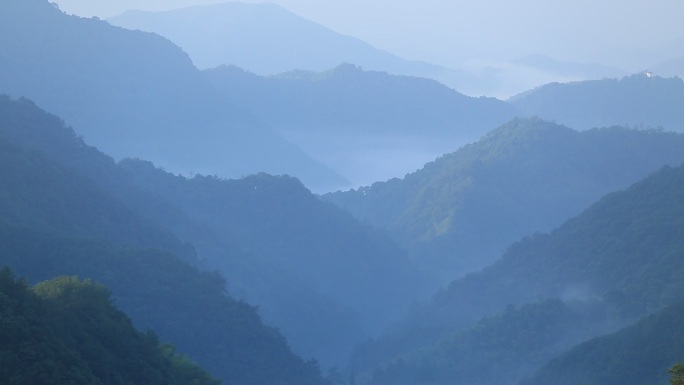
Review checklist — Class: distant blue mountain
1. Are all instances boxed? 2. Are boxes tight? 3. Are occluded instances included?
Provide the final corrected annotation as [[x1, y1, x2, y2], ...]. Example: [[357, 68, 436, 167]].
[[0, 0, 347, 192], [204, 64, 517, 186], [510, 74, 684, 131], [107, 2, 467, 88]]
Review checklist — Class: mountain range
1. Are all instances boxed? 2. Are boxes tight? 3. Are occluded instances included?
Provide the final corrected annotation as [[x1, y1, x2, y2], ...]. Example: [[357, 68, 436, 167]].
[[324, 118, 684, 282], [203, 64, 517, 186], [510, 74, 684, 131], [0, 0, 345, 192], [4, 1, 684, 383], [350, 159, 684, 385], [105, 2, 632, 98]]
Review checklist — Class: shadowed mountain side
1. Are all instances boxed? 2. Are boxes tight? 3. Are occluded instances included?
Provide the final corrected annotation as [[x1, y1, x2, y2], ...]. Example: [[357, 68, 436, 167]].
[[509, 74, 684, 131], [204, 64, 517, 185], [521, 301, 684, 385], [0, 134, 328, 384], [324, 118, 684, 282], [352, 161, 684, 382], [0, 0, 346, 192], [117, 160, 434, 347], [0, 95, 430, 368], [0, 268, 220, 385]]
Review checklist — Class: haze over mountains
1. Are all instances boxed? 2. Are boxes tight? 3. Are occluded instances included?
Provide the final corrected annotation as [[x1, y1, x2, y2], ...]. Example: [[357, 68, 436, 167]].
[[0, 0, 346, 192], [4, 0, 684, 384], [105, 2, 634, 98]]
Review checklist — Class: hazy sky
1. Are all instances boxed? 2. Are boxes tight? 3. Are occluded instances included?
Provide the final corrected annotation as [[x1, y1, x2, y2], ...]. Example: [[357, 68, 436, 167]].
[[53, 0, 684, 71]]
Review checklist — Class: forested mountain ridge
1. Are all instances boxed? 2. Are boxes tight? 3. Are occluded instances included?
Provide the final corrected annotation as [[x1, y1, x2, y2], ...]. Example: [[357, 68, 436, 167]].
[[0, 267, 220, 385], [0, 97, 329, 384], [0, 0, 346, 192], [203, 64, 516, 186], [510, 74, 684, 131], [0, 94, 430, 369], [324, 117, 684, 282], [351, 160, 684, 385], [521, 300, 684, 385]]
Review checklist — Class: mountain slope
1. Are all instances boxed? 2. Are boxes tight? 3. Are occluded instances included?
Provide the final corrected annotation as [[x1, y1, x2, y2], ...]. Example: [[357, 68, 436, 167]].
[[0, 0, 345, 192], [522, 301, 684, 385], [509, 74, 684, 131], [204, 64, 516, 185], [324, 118, 684, 281], [353, 160, 684, 384], [0, 267, 220, 385], [0, 94, 430, 368]]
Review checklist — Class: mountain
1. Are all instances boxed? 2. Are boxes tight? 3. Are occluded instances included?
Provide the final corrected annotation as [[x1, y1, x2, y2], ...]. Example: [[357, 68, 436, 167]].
[[116, 160, 432, 367], [651, 56, 684, 78], [522, 301, 684, 385], [509, 74, 684, 131], [511, 55, 625, 79], [351, 160, 684, 384], [324, 118, 684, 282], [0, 0, 345, 192], [107, 2, 465, 85], [0, 94, 431, 369], [0, 267, 219, 385], [0, 97, 329, 384], [204, 64, 517, 186]]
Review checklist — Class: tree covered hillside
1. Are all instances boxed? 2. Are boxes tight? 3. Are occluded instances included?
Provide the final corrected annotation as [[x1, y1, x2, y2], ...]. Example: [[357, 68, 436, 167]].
[[351, 160, 684, 385], [0, 96, 328, 384], [0, 267, 219, 385], [522, 301, 684, 385], [510, 74, 684, 131], [325, 117, 684, 282], [0, 94, 431, 369]]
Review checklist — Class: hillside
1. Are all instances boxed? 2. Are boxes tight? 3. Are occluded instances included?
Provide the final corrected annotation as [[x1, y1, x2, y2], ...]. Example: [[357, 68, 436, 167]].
[[0, 267, 219, 385], [0, 94, 430, 368], [509, 74, 684, 131], [0, 100, 329, 384], [204, 64, 516, 185], [351, 160, 684, 384], [324, 118, 684, 281], [522, 301, 684, 385], [0, 0, 345, 192]]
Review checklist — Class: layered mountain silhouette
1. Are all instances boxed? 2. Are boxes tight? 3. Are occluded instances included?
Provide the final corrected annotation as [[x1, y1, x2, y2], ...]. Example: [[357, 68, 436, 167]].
[[107, 2, 465, 85], [510, 74, 684, 131], [324, 118, 684, 281], [0, 95, 430, 369], [351, 160, 684, 385], [204, 64, 517, 185], [0, 0, 346, 192], [0, 96, 329, 384]]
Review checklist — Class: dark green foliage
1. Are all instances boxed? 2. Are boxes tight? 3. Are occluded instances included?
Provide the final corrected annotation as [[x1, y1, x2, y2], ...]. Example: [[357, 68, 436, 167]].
[[670, 362, 684, 385], [325, 117, 684, 282], [521, 301, 684, 385], [510, 74, 684, 131], [0, 225, 326, 385], [0, 267, 219, 385]]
